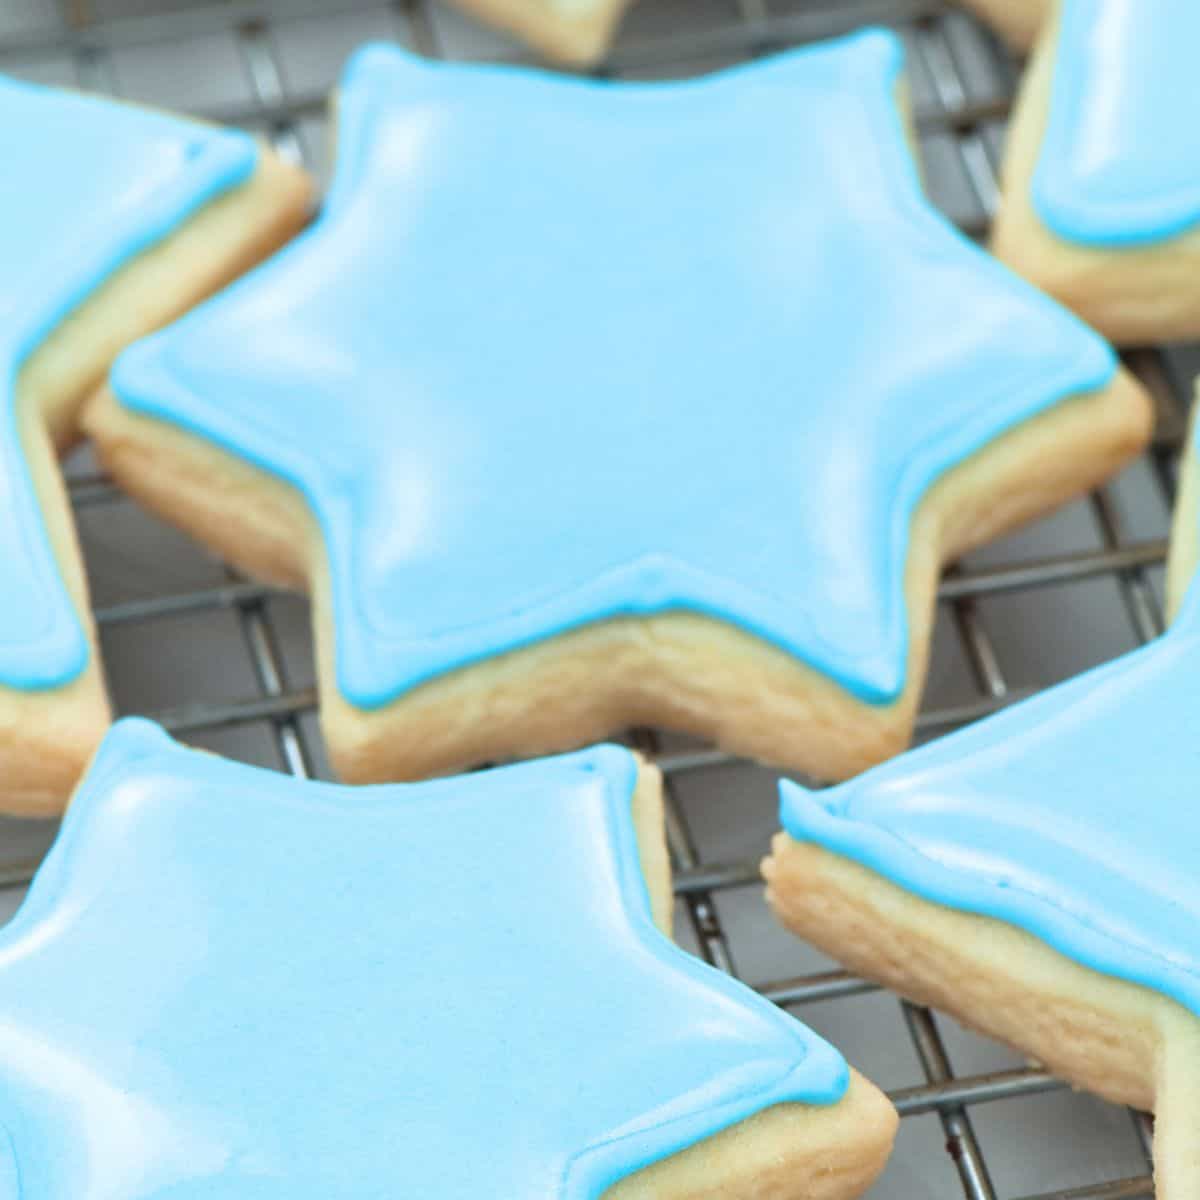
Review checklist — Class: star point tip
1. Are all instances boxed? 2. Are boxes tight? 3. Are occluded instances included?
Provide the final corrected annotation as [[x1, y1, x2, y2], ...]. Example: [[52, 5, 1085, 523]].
[[103, 717, 176, 758], [778, 778, 847, 836], [845, 25, 907, 71], [67, 719, 175, 811], [340, 40, 427, 92], [0, 619, 90, 692], [574, 742, 641, 791]]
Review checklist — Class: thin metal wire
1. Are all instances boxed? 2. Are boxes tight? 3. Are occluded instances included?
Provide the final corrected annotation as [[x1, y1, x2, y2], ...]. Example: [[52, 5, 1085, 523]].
[[3, 0, 1187, 1195], [891, 1067, 1060, 1118]]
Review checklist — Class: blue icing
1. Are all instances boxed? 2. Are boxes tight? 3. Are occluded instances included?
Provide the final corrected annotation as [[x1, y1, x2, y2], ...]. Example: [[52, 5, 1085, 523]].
[[1033, 0, 1200, 246], [780, 581, 1200, 1021], [112, 34, 1115, 711], [0, 718, 845, 1197], [0, 75, 256, 690]]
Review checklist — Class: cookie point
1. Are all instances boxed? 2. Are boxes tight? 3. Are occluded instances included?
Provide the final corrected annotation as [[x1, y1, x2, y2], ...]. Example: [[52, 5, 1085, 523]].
[[341, 41, 424, 91], [0, 617, 91, 691], [846, 643, 906, 707], [778, 778, 844, 836], [105, 717, 175, 757], [839, 24, 906, 81], [75, 720, 175, 800], [764, 1017, 853, 1107], [807, 1033, 852, 1104], [850, 25, 905, 62], [199, 126, 260, 186], [577, 743, 641, 794]]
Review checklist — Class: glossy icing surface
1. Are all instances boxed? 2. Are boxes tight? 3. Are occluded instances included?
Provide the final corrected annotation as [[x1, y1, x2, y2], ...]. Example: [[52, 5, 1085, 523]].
[[1034, 0, 1200, 245], [780, 582, 1200, 1020], [0, 719, 845, 1197], [113, 35, 1114, 711], [0, 75, 255, 690]]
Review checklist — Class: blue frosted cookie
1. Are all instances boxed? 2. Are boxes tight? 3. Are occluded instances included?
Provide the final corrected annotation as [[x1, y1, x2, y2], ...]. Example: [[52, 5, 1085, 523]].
[[93, 35, 1148, 786], [0, 718, 896, 1198], [0, 73, 308, 814], [992, 0, 1200, 343], [767, 579, 1200, 1198]]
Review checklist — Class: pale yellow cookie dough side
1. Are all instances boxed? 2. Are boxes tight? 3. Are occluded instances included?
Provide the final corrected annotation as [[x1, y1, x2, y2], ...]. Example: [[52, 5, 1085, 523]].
[[992, 1, 1200, 345], [955, 0, 1048, 51], [629, 757, 671, 936], [85, 362, 1150, 786], [1165, 383, 1200, 622], [445, 0, 634, 65], [764, 835, 1200, 1198], [1, 145, 311, 818]]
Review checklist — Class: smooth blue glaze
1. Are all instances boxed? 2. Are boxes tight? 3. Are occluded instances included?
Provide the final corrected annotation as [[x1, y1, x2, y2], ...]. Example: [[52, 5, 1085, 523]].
[[1033, 0, 1200, 246], [780, 581, 1200, 1021], [0, 718, 846, 1197], [0, 76, 256, 690], [113, 34, 1115, 711]]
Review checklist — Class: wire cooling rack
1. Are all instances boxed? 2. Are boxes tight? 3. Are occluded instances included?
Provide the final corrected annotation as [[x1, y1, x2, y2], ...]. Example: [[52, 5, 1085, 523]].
[[1, 0, 1195, 1196]]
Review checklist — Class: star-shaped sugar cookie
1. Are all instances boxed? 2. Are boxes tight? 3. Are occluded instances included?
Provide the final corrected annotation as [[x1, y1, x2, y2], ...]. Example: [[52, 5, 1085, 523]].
[[93, 34, 1150, 786], [0, 74, 309, 815], [767, 579, 1200, 1197], [993, 0, 1200, 343], [442, 0, 634, 64], [0, 718, 895, 1198]]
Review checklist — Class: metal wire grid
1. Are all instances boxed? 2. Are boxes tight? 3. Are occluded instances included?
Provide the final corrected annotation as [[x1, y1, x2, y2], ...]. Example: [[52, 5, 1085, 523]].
[[0, 1, 1192, 1196]]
